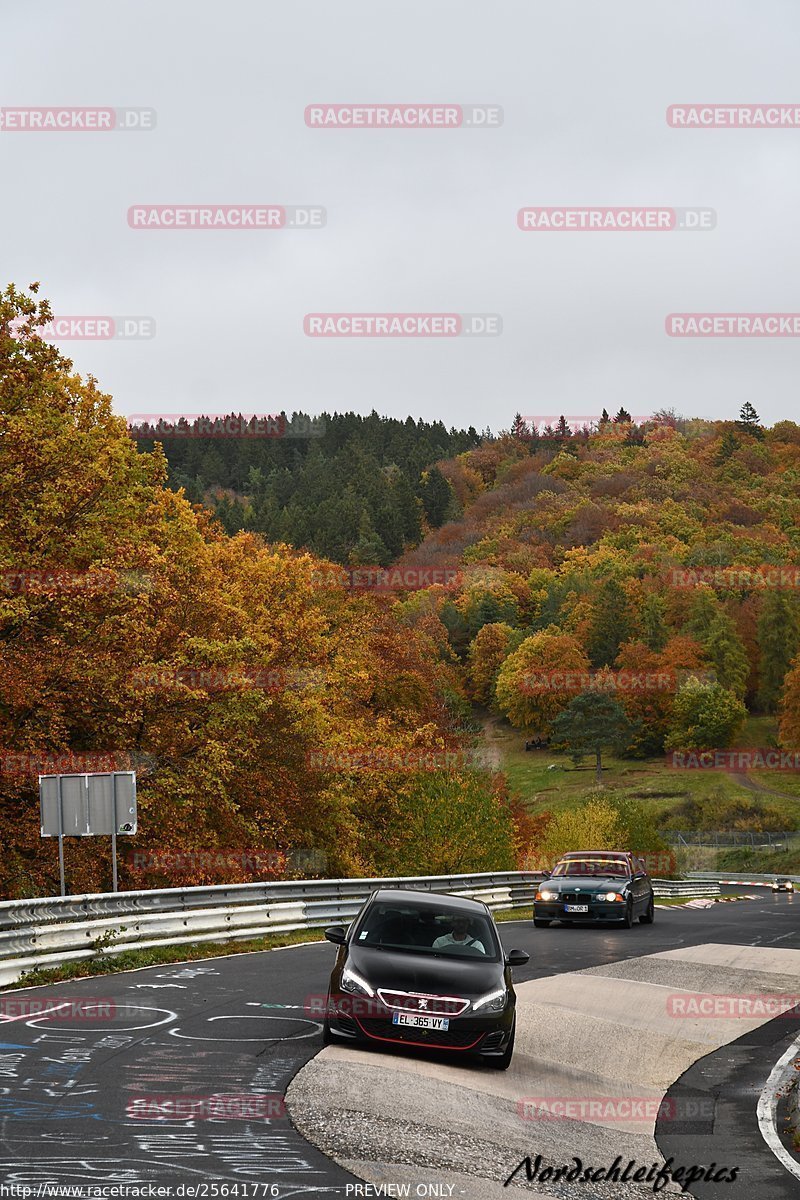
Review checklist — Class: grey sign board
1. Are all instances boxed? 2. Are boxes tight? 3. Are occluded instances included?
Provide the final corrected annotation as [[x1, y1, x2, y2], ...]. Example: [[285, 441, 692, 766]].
[[40, 771, 137, 837]]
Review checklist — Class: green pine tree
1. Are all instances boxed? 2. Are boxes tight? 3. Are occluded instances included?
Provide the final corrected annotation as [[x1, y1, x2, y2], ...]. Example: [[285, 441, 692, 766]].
[[587, 579, 632, 667], [757, 591, 800, 712], [640, 593, 669, 652], [716, 430, 739, 464], [736, 402, 763, 439], [551, 691, 636, 783], [419, 466, 454, 527], [705, 611, 749, 699]]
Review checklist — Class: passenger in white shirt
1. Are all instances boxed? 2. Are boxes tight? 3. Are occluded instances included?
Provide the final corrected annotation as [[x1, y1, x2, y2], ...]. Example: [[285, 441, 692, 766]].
[[432, 915, 485, 954]]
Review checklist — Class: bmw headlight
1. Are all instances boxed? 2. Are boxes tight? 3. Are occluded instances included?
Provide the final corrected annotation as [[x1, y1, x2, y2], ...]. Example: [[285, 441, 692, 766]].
[[472, 987, 507, 1013], [536, 890, 556, 901], [603, 892, 625, 902], [340, 966, 374, 998]]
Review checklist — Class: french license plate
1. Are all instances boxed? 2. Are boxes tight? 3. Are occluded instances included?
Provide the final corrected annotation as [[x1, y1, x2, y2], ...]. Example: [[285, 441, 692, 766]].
[[392, 1012, 449, 1030], [564, 904, 589, 913]]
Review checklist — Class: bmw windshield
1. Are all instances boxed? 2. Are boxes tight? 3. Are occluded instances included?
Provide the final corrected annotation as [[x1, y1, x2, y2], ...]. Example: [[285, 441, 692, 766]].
[[552, 859, 630, 878]]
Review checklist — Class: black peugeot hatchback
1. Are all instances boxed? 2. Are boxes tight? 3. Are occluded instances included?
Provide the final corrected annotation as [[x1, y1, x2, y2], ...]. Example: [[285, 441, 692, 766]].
[[322, 888, 529, 1069]]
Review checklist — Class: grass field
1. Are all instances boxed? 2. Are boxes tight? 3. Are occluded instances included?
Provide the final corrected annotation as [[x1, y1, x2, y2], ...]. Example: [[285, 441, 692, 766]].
[[478, 710, 800, 846]]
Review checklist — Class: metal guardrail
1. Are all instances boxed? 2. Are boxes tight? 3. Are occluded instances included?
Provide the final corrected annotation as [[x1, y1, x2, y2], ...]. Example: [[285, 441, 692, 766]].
[[0, 871, 541, 987], [0, 870, 761, 989], [689, 871, 800, 886], [652, 880, 720, 898]]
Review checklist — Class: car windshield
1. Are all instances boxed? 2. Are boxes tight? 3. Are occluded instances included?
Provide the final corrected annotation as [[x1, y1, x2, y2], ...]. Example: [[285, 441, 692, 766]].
[[352, 900, 499, 960], [552, 858, 630, 879]]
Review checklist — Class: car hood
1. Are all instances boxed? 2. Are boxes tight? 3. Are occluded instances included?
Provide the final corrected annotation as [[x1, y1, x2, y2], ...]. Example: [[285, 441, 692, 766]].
[[539, 877, 631, 895], [346, 943, 505, 999]]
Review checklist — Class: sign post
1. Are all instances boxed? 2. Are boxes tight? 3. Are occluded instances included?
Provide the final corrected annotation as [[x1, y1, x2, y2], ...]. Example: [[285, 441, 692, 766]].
[[39, 771, 138, 896], [56, 773, 66, 898]]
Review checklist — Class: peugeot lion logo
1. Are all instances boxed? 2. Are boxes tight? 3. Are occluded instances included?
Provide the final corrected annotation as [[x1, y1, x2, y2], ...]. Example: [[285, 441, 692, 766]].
[[419, 999, 428, 1010]]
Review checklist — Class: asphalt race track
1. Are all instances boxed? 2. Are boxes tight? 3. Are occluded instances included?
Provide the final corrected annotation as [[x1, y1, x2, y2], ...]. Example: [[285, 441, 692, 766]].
[[0, 890, 798, 1199]]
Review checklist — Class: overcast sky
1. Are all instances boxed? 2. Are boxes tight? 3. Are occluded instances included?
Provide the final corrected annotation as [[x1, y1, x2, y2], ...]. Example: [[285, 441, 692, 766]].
[[2, 1, 799, 431]]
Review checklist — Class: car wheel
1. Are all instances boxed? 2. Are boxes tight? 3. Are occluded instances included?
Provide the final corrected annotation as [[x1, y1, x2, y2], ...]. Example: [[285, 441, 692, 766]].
[[639, 895, 655, 924], [533, 918, 551, 928], [488, 1018, 516, 1070], [621, 898, 634, 928]]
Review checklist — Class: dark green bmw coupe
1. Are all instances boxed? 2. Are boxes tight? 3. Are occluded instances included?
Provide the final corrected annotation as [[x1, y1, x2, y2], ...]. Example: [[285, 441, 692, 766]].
[[533, 850, 655, 928]]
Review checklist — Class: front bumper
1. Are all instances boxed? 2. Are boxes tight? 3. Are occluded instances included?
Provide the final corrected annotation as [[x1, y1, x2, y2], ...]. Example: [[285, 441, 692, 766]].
[[534, 897, 629, 922], [325, 992, 514, 1058]]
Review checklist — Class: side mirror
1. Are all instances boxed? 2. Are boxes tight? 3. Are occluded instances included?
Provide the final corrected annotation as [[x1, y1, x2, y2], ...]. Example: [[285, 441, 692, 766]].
[[540, 869, 551, 879], [506, 949, 530, 967], [324, 925, 347, 945]]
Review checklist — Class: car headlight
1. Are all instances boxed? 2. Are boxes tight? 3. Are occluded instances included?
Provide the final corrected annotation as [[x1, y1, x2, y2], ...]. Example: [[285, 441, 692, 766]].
[[472, 987, 507, 1013], [536, 890, 556, 901], [340, 966, 374, 998], [602, 892, 625, 902]]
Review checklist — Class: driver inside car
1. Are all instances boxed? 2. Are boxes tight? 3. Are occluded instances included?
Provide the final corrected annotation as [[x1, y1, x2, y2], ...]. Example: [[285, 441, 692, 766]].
[[432, 914, 486, 954]]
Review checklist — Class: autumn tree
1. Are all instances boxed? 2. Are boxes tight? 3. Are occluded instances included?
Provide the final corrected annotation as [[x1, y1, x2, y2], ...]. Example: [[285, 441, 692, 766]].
[[495, 631, 590, 731], [0, 283, 516, 897], [664, 678, 747, 752], [467, 622, 523, 705]]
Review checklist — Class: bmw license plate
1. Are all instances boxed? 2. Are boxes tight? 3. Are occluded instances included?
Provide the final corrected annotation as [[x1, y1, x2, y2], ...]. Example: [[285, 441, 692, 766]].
[[392, 1013, 449, 1030], [564, 904, 589, 913]]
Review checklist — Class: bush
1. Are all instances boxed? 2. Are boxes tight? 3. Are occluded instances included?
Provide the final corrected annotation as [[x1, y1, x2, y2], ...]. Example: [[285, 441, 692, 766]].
[[365, 770, 517, 876], [535, 789, 670, 868]]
